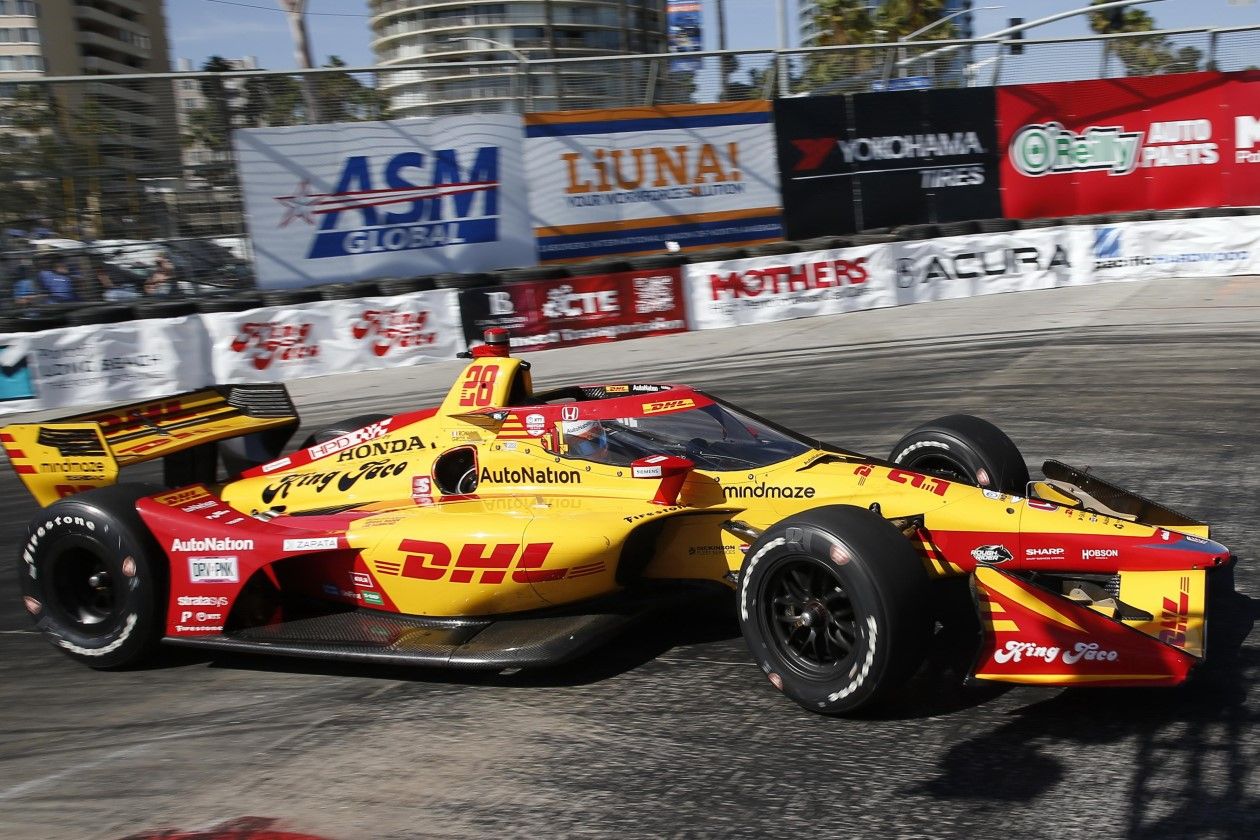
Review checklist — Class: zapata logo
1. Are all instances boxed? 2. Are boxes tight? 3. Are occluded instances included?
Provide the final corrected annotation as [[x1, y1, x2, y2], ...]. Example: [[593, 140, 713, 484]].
[[273, 147, 501, 260]]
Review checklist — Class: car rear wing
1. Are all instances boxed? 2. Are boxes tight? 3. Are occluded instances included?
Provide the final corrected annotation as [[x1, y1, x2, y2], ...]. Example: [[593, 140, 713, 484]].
[[0, 384, 298, 506]]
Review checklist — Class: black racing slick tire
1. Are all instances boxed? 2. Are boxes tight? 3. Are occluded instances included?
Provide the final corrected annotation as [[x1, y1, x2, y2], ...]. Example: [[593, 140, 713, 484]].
[[18, 485, 166, 669], [888, 414, 1030, 495], [297, 414, 391, 450], [738, 505, 931, 715]]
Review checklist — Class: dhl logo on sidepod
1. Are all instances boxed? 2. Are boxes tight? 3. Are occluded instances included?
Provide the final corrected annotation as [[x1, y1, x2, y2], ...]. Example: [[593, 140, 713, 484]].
[[1159, 575, 1192, 647], [376, 539, 605, 585]]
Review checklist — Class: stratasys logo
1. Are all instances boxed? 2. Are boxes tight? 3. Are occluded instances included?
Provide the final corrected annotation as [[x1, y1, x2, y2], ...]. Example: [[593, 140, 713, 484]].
[[273, 147, 500, 259], [171, 537, 255, 552], [1009, 122, 1142, 177]]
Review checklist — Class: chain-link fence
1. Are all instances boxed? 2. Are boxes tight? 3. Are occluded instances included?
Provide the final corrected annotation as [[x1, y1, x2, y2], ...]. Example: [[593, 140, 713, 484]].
[[2, 23, 1257, 306]]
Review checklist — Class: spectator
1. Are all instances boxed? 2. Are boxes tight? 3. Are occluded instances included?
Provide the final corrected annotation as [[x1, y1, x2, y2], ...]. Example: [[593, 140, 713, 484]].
[[37, 258, 78, 303], [145, 256, 177, 298], [12, 261, 48, 313], [93, 261, 140, 302]]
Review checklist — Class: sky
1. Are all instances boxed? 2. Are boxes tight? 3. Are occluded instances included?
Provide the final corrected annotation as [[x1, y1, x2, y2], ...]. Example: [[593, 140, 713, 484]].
[[165, 0, 1259, 71]]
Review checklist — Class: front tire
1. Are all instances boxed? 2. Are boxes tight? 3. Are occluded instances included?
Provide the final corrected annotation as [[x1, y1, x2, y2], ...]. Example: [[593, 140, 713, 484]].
[[738, 505, 931, 715], [19, 485, 166, 669], [888, 414, 1029, 494]]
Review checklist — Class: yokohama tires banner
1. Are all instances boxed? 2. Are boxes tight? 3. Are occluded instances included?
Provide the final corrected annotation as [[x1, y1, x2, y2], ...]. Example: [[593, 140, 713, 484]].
[[996, 72, 1260, 218], [459, 269, 688, 351]]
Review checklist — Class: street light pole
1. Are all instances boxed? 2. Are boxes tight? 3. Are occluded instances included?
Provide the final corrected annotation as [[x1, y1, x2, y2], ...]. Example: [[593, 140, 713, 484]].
[[450, 36, 531, 114], [277, 0, 321, 122]]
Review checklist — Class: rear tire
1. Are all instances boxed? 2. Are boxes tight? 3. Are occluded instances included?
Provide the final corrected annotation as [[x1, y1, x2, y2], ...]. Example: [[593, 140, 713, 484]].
[[19, 485, 166, 669], [738, 505, 931, 715], [888, 414, 1029, 495]]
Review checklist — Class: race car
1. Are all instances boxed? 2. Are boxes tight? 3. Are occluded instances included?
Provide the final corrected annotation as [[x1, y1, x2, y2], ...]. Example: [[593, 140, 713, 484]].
[[4, 329, 1234, 715]]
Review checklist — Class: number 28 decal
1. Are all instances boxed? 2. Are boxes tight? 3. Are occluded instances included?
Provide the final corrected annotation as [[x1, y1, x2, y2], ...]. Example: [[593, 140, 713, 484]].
[[459, 365, 499, 407]]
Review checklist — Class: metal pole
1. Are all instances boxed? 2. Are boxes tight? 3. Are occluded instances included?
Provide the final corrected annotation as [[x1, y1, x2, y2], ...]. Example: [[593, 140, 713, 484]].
[[717, 0, 728, 100], [277, 0, 321, 122]]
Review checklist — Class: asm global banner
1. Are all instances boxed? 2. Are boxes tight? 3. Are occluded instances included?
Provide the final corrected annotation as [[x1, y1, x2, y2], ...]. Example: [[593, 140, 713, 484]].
[[234, 116, 535, 289], [524, 102, 784, 262]]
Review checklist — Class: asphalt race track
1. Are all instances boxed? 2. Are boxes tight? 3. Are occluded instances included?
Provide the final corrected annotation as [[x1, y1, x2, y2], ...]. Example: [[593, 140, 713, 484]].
[[1, 276, 1258, 840]]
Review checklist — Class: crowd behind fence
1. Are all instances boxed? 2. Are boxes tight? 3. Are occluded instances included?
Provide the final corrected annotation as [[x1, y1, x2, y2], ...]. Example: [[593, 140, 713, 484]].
[[1, 24, 1258, 311]]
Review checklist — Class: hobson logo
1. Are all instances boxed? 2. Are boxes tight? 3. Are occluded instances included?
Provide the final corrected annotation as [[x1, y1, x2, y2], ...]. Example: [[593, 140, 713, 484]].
[[274, 147, 501, 259]]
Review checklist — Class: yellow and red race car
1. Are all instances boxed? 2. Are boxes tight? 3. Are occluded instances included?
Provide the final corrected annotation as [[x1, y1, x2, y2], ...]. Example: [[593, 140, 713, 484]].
[[4, 330, 1234, 715]]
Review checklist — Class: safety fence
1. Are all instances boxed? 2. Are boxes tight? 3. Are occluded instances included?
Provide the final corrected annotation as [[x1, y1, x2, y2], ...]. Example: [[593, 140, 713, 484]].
[[2, 23, 1258, 282], [2, 209, 1257, 416]]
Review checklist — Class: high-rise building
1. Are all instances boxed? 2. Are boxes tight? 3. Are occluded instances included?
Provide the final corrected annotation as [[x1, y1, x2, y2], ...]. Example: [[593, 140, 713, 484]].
[[0, 0, 175, 234], [369, 1, 669, 117], [174, 56, 258, 176]]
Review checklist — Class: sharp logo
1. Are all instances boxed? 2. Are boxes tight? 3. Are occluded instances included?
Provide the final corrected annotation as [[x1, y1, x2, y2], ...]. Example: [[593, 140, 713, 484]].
[[1237, 115, 1260, 164], [272, 147, 500, 259], [1094, 227, 1123, 260], [1010, 122, 1143, 177]]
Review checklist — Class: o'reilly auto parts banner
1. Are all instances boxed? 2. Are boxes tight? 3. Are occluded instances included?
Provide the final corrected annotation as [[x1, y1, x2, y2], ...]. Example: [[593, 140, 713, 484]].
[[235, 117, 535, 289], [684, 225, 1091, 330], [460, 269, 687, 351], [774, 89, 1001, 238], [998, 72, 1260, 218], [524, 102, 783, 262]]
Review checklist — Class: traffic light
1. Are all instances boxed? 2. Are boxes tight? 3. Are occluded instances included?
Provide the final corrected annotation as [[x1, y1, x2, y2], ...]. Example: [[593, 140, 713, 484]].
[[1008, 18, 1024, 55]]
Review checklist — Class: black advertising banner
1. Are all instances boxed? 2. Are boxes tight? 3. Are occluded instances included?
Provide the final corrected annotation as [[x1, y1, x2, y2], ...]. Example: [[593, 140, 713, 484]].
[[773, 95, 858, 239], [851, 88, 1001, 229], [774, 89, 1002, 237]]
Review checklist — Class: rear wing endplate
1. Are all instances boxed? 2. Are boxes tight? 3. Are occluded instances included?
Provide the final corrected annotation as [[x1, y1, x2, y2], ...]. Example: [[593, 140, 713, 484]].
[[1, 384, 298, 506]]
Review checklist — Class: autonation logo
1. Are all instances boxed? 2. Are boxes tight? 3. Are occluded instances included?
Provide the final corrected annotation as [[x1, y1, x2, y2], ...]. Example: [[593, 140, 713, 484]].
[[1092, 225, 1249, 270]]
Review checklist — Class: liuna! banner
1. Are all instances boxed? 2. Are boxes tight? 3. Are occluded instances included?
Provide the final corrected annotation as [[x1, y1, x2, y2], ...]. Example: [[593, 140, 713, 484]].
[[234, 116, 535, 289], [525, 102, 783, 262]]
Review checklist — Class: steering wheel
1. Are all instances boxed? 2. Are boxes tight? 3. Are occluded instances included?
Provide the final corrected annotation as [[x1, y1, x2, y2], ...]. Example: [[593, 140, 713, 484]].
[[455, 467, 479, 495]]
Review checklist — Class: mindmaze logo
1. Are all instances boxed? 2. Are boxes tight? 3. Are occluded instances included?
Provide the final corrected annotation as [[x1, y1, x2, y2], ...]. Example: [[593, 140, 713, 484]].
[[273, 147, 501, 259]]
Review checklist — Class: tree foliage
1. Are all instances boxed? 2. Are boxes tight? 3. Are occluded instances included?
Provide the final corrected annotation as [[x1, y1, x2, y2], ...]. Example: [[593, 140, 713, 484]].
[[1087, 0, 1203, 76], [804, 0, 957, 93]]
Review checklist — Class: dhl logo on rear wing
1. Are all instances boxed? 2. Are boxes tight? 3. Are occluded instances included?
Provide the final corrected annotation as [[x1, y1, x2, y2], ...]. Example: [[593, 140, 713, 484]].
[[1, 385, 298, 506]]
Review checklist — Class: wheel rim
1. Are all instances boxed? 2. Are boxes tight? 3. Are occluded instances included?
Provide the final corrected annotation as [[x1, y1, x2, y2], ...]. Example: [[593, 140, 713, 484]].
[[903, 453, 973, 485], [760, 556, 858, 680], [49, 547, 117, 629]]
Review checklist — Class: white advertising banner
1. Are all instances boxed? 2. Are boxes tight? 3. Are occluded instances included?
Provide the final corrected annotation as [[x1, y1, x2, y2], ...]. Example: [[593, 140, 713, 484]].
[[235, 116, 535, 289], [1088, 216, 1260, 284], [525, 103, 784, 262], [0, 318, 211, 416], [201, 290, 465, 384]]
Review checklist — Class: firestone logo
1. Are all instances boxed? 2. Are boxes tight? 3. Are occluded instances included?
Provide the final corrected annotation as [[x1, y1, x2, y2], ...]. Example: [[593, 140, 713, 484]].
[[350, 308, 437, 357], [229, 322, 319, 370], [273, 147, 500, 259]]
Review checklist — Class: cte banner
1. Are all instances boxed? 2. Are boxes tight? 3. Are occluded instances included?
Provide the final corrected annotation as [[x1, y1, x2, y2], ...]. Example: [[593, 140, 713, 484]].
[[524, 102, 783, 262], [234, 116, 535, 289], [774, 90, 1002, 238], [459, 268, 688, 351], [998, 71, 1260, 218]]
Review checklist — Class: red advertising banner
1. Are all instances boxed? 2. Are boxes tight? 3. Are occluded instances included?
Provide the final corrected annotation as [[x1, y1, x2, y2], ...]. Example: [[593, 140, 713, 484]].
[[997, 72, 1244, 218], [459, 269, 688, 351], [1225, 71, 1260, 207]]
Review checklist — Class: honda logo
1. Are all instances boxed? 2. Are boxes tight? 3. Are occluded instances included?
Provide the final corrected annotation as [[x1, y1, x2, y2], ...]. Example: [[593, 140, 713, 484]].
[[561, 406, 579, 421]]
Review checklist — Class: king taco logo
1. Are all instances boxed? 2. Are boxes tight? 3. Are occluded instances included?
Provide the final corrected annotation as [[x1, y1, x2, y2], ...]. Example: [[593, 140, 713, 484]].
[[230, 321, 319, 370], [273, 147, 501, 259], [351, 308, 438, 357]]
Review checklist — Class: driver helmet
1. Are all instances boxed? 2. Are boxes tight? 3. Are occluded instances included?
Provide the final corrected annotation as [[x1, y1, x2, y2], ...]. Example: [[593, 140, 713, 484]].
[[564, 418, 608, 460]]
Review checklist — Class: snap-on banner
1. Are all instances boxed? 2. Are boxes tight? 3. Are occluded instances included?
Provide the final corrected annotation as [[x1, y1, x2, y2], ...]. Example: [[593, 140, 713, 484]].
[[234, 116, 535, 289], [524, 102, 784, 262], [997, 72, 1242, 219], [459, 268, 688, 351], [200, 290, 465, 384], [773, 89, 1001, 238]]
